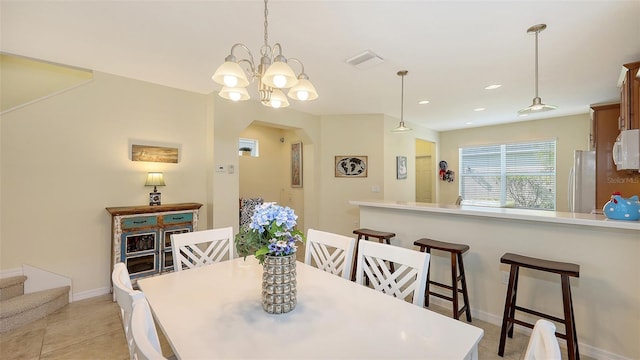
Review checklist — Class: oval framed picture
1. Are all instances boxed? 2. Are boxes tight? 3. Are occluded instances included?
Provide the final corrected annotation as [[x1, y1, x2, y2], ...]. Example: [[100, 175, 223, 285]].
[[335, 156, 368, 177]]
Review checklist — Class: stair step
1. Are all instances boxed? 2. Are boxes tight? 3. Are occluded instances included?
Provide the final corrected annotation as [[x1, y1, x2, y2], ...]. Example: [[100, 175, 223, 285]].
[[0, 276, 27, 301], [0, 286, 70, 333]]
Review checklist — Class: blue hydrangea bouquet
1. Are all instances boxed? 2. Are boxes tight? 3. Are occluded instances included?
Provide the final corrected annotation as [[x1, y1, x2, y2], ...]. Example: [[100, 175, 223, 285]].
[[235, 202, 305, 264]]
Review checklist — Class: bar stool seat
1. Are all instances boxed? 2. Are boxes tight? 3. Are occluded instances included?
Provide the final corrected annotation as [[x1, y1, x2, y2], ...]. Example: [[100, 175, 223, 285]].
[[498, 253, 580, 360], [351, 228, 396, 281], [413, 238, 472, 321]]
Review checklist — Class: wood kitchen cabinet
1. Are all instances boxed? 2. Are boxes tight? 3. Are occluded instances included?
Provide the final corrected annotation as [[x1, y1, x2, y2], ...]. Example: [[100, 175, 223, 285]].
[[618, 61, 640, 130], [106, 202, 203, 283], [591, 103, 640, 210]]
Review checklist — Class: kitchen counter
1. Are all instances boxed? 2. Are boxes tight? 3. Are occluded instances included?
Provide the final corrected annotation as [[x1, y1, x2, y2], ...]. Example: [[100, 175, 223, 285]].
[[349, 200, 640, 231], [350, 199, 639, 360]]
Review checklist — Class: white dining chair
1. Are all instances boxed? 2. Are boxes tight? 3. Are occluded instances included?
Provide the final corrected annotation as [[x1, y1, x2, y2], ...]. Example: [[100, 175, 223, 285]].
[[523, 319, 562, 360], [355, 240, 430, 307], [131, 296, 166, 360], [304, 229, 356, 279], [171, 227, 234, 271], [112, 263, 145, 360]]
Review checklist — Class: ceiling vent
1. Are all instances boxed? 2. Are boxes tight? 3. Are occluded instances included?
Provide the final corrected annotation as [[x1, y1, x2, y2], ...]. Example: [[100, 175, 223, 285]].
[[345, 50, 384, 70]]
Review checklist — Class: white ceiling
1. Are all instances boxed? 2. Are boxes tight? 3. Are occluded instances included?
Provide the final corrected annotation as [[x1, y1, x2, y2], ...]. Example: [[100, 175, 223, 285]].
[[2, 1, 639, 131]]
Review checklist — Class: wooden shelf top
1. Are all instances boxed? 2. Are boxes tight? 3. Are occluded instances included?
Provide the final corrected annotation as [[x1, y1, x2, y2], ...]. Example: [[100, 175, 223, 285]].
[[106, 202, 203, 216]]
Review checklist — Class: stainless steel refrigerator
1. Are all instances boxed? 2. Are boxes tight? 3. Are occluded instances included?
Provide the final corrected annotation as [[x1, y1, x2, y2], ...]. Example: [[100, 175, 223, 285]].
[[568, 150, 596, 213]]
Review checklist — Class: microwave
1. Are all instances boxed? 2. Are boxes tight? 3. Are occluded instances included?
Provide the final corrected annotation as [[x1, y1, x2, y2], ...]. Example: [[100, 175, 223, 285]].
[[613, 129, 640, 170]]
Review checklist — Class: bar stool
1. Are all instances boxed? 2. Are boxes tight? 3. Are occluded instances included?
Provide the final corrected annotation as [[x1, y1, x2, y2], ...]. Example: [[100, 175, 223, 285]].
[[498, 253, 580, 360], [351, 228, 396, 281], [413, 238, 472, 321]]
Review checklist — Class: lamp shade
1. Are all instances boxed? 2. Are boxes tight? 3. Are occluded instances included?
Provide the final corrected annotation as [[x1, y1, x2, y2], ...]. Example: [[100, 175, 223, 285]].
[[263, 88, 290, 108], [212, 61, 250, 88], [288, 78, 319, 101], [145, 172, 166, 187], [262, 60, 298, 89], [219, 86, 250, 102]]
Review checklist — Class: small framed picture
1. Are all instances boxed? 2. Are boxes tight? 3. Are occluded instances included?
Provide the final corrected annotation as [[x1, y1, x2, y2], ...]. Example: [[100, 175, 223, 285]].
[[335, 156, 368, 177], [291, 142, 303, 187], [149, 192, 162, 206], [396, 156, 407, 179]]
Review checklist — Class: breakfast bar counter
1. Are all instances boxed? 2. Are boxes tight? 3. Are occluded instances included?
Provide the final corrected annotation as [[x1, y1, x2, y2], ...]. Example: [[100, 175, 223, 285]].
[[350, 200, 639, 360]]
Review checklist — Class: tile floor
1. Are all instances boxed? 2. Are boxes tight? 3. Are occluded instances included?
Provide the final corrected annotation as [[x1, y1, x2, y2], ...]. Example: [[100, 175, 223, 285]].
[[0, 294, 593, 360]]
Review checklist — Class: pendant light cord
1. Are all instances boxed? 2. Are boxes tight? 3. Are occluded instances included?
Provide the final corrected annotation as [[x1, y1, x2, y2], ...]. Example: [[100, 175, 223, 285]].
[[534, 29, 539, 99]]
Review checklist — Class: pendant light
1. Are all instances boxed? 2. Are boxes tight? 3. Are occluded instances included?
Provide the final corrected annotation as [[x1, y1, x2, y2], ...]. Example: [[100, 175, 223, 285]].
[[519, 24, 556, 115], [391, 70, 412, 133]]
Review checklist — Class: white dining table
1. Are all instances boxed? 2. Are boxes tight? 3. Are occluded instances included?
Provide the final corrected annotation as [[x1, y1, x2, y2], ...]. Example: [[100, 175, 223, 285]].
[[137, 256, 484, 360]]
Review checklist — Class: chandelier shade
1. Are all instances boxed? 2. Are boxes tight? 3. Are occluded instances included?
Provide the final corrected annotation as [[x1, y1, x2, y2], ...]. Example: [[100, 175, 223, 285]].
[[266, 89, 290, 109], [288, 77, 319, 101], [391, 70, 412, 133], [211, 60, 250, 88], [219, 86, 250, 102], [211, 0, 317, 108], [518, 23, 556, 115], [262, 59, 299, 89]]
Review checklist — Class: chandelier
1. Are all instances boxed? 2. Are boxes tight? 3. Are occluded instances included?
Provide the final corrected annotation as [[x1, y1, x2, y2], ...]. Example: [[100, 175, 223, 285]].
[[518, 24, 556, 115], [211, 0, 318, 109]]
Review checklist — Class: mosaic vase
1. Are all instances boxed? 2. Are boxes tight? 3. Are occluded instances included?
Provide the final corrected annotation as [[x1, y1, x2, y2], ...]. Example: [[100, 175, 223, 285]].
[[261, 254, 297, 314]]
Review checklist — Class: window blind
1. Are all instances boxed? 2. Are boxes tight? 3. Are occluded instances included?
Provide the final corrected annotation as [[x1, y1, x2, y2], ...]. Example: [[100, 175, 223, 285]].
[[459, 140, 556, 210]]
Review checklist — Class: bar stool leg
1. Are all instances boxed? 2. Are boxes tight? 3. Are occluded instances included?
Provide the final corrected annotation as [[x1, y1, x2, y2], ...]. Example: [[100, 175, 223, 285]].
[[507, 266, 520, 338], [351, 234, 365, 281], [562, 275, 579, 360], [458, 253, 472, 322], [450, 252, 459, 320], [498, 265, 518, 357], [424, 247, 432, 307]]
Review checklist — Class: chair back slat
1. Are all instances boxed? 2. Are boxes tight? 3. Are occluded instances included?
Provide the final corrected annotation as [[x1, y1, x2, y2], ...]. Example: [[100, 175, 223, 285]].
[[356, 240, 430, 307], [304, 229, 356, 279], [131, 296, 166, 360], [523, 319, 562, 360], [171, 227, 234, 271], [112, 263, 145, 360]]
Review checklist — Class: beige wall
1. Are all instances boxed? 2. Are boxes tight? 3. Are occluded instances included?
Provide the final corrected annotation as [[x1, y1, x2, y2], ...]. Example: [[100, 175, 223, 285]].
[[211, 98, 319, 235], [1, 71, 212, 296], [438, 114, 590, 210], [239, 124, 306, 230]]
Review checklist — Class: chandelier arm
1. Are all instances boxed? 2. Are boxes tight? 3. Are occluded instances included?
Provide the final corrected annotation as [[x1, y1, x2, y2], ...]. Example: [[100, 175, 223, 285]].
[[230, 43, 256, 71], [288, 58, 306, 77], [272, 43, 285, 60]]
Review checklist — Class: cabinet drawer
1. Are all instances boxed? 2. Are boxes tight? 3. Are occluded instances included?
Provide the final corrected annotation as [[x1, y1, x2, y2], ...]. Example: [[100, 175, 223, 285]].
[[122, 216, 158, 230], [163, 213, 193, 225]]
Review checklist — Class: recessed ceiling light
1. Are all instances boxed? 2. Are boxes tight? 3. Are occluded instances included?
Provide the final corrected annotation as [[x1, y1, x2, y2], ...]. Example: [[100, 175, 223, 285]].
[[484, 84, 502, 90], [465, 122, 474, 125], [519, 113, 529, 117], [474, 107, 485, 112], [418, 100, 430, 105]]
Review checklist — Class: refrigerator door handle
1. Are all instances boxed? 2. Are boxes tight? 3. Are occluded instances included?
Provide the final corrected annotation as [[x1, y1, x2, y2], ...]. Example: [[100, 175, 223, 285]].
[[568, 167, 575, 212]]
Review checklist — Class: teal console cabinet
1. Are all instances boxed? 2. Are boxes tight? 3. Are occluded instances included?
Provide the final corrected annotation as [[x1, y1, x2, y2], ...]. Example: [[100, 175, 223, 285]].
[[106, 203, 203, 283]]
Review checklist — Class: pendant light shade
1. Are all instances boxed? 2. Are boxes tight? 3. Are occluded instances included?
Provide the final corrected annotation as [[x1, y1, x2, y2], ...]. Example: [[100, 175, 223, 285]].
[[519, 24, 556, 115], [391, 70, 412, 133]]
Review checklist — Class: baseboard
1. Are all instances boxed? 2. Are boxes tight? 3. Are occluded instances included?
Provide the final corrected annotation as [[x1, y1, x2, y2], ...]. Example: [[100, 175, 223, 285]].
[[72, 286, 110, 302], [427, 297, 631, 360]]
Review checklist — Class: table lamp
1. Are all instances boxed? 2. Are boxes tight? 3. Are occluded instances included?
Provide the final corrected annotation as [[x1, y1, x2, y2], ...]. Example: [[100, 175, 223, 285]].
[[145, 172, 166, 205]]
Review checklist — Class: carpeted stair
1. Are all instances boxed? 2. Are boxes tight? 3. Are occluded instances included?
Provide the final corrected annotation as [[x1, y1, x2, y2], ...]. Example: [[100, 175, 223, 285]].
[[0, 276, 70, 333]]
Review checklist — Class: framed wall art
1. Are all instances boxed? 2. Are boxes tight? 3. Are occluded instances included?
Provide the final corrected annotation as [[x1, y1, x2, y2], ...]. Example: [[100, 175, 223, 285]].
[[396, 156, 407, 179], [335, 156, 368, 178], [291, 142, 303, 187], [130, 141, 180, 163]]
